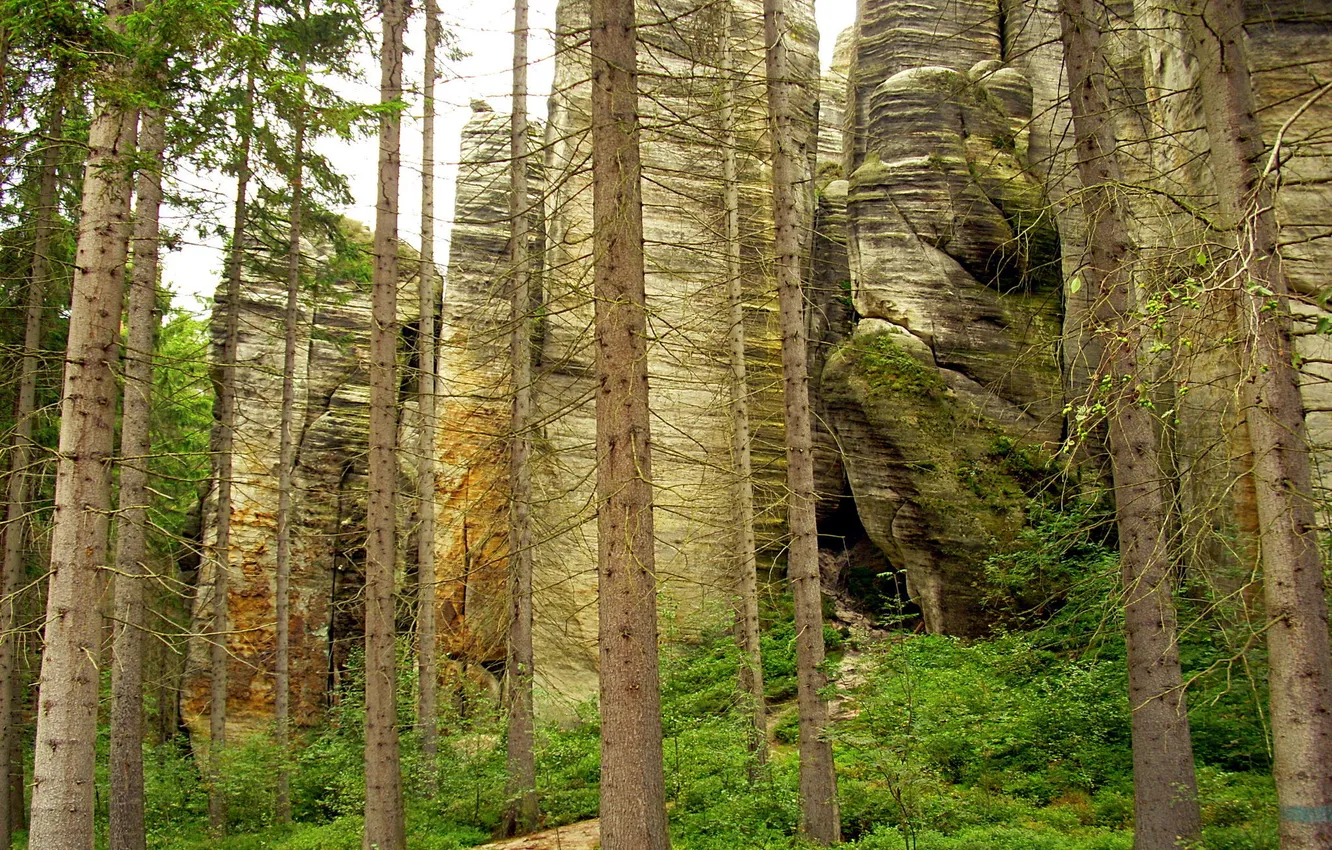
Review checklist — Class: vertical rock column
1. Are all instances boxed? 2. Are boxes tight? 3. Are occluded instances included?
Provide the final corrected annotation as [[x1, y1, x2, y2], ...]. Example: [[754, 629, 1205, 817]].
[[830, 0, 1066, 634], [434, 104, 544, 680], [186, 223, 420, 740], [532, 0, 818, 708]]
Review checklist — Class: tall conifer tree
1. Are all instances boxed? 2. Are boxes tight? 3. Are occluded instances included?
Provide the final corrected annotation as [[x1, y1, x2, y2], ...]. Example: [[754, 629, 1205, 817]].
[[763, 0, 837, 840], [1186, 2, 1332, 846], [110, 99, 168, 850], [1058, 1, 1201, 845], [501, 0, 538, 832], [589, 0, 671, 843], [28, 2, 138, 846], [364, 0, 410, 845]]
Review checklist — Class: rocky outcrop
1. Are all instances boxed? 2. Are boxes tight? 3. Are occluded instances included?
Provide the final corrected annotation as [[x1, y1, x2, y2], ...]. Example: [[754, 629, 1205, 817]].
[[1128, 0, 1332, 585], [822, 328, 1033, 634], [829, 0, 1332, 631], [195, 0, 1332, 731], [185, 221, 421, 741], [529, 0, 819, 707], [433, 103, 544, 676], [832, 19, 1065, 632]]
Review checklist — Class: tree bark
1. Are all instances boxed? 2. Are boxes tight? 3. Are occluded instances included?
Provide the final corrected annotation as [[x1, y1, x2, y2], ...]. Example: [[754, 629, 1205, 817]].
[[211, 5, 260, 825], [109, 102, 167, 850], [721, 3, 766, 773], [416, 0, 440, 781], [1186, 2, 1332, 847], [5, 730, 20, 838], [364, 0, 409, 846], [0, 69, 67, 850], [501, 0, 538, 834], [1058, 2, 1201, 846], [589, 0, 670, 845], [763, 0, 838, 841], [27, 4, 138, 845], [274, 56, 307, 826]]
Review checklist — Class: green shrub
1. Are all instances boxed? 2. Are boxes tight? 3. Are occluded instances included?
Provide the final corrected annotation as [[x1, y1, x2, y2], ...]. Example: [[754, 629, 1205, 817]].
[[143, 739, 207, 837]]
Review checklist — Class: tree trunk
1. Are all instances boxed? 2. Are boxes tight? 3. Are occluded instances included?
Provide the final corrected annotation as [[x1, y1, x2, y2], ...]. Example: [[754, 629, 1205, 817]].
[[364, 0, 409, 846], [1186, 3, 1332, 846], [0, 69, 66, 850], [211, 8, 259, 824], [763, 0, 838, 841], [721, 3, 766, 773], [27, 5, 138, 845], [109, 102, 167, 850], [5, 730, 20, 838], [274, 58, 307, 826], [589, 0, 670, 845], [1058, 2, 1201, 846], [501, 0, 538, 834], [416, 0, 440, 781]]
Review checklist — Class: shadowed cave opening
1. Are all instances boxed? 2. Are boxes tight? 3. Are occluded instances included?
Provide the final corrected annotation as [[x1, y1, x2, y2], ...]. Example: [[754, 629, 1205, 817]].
[[817, 493, 920, 627]]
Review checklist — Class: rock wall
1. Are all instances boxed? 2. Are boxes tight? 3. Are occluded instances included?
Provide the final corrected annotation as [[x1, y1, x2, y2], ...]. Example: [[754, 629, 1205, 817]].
[[830, 6, 1067, 634], [195, 0, 1332, 731], [433, 103, 545, 677], [825, 0, 1332, 633], [1128, 0, 1332, 586], [185, 222, 421, 741], [528, 0, 820, 708]]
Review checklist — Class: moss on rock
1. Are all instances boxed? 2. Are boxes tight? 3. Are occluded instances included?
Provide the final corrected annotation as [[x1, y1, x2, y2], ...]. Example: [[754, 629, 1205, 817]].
[[823, 330, 1059, 635]]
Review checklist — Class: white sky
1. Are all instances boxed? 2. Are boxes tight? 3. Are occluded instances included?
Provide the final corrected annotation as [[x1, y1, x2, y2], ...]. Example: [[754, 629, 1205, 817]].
[[159, 0, 857, 312]]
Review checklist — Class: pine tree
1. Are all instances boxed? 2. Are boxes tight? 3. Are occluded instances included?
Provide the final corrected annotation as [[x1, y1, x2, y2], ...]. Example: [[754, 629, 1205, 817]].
[[1185, 2, 1332, 846], [763, 0, 837, 840], [364, 0, 410, 846], [416, 0, 442, 779], [500, 0, 538, 830], [109, 99, 168, 850], [209, 1, 262, 827], [1057, 1, 1201, 845], [0, 64, 67, 850], [589, 0, 671, 842], [27, 1, 138, 845], [720, 1, 766, 771]]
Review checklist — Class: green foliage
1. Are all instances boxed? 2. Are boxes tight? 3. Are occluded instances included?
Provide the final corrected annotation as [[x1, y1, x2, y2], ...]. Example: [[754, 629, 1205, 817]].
[[148, 308, 213, 558], [143, 741, 208, 836], [535, 708, 602, 826], [120, 531, 1276, 850], [761, 610, 799, 702], [838, 633, 1133, 842], [981, 499, 1119, 631]]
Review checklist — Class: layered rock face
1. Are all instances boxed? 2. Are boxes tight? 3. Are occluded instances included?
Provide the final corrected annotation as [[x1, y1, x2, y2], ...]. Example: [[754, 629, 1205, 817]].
[[529, 0, 820, 707], [829, 5, 1066, 634], [195, 0, 1332, 730], [1128, 0, 1332, 584], [185, 224, 421, 741], [433, 103, 544, 677], [825, 0, 1332, 633]]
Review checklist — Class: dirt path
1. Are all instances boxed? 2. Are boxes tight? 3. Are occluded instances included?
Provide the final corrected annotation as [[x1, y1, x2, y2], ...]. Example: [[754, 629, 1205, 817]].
[[476, 819, 600, 850]]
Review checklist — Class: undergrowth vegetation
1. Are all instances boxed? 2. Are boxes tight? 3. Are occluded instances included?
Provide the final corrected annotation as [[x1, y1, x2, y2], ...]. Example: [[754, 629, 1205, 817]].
[[14, 499, 1279, 850]]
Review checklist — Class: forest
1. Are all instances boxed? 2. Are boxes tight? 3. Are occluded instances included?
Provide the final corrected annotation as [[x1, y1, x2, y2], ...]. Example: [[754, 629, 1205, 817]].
[[0, 0, 1330, 848]]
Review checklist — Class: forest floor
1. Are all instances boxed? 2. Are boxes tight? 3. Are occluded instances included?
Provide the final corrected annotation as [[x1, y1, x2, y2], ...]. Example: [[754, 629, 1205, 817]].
[[479, 819, 600, 850]]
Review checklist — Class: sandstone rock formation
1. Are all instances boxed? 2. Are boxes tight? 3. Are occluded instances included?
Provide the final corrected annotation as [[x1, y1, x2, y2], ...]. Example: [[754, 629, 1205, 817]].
[[433, 102, 544, 680], [830, 17, 1066, 633], [192, 0, 1332, 730], [528, 0, 820, 708], [185, 222, 421, 741]]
